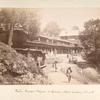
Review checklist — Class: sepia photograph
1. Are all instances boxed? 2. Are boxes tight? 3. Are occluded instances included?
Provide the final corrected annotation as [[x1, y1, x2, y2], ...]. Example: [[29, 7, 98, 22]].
[[0, 7, 100, 85]]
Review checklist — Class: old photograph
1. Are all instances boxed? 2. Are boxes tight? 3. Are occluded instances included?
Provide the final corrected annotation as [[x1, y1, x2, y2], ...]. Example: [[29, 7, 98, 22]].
[[0, 8, 100, 85]]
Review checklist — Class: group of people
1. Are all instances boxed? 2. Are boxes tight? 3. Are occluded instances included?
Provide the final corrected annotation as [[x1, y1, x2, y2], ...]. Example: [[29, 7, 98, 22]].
[[34, 52, 73, 83], [67, 54, 77, 63]]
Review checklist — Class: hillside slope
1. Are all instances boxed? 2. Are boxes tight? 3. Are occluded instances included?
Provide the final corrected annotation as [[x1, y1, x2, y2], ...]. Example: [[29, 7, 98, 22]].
[[0, 42, 50, 85]]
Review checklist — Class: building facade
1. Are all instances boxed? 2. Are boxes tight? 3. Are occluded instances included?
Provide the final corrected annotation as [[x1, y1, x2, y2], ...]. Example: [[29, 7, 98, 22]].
[[0, 28, 82, 56]]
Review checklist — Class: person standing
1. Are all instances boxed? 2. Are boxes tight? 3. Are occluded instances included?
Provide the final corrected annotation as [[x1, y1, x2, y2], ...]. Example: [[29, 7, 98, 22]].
[[52, 60, 58, 72], [66, 67, 72, 83]]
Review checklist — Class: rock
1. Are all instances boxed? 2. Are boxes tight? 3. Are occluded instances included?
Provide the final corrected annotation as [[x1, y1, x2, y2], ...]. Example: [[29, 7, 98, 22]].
[[0, 42, 49, 84], [0, 63, 7, 74]]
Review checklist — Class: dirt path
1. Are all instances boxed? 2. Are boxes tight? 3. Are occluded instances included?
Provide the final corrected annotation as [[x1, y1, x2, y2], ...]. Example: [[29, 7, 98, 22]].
[[45, 54, 100, 84], [48, 71, 82, 85]]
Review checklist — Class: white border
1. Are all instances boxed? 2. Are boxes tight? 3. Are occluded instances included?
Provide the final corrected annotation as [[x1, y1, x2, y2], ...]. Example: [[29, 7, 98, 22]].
[[0, 0, 100, 100]]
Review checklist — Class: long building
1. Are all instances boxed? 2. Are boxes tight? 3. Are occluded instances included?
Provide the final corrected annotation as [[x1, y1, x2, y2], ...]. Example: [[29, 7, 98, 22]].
[[0, 28, 82, 56]]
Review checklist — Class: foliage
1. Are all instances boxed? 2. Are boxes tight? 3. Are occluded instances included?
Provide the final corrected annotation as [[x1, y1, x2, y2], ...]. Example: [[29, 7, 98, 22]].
[[0, 42, 50, 85], [43, 21, 61, 37], [79, 19, 100, 69], [0, 8, 40, 45], [72, 26, 79, 30]]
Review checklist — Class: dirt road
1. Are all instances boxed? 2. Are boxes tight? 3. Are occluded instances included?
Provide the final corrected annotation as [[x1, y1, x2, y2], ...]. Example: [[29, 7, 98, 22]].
[[48, 71, 82, 84], [45, 54, 100, 84]]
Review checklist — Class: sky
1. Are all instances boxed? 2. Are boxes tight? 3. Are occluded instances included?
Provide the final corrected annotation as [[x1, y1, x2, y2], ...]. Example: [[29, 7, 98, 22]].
[[39, 8, 100, 35], [0, 0, 100, 36]]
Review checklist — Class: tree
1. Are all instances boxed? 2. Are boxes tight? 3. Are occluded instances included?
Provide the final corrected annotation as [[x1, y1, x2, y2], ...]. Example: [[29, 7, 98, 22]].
[[0, 9, 17, 46], [0, 8, 40, 46], [72, 26, 79, 30], [79, 19, 100, 69], [43, 22, 61, 37]]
